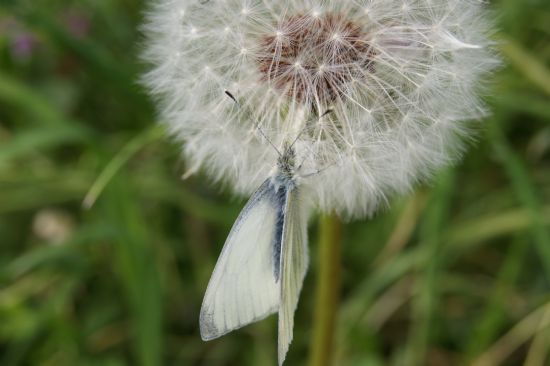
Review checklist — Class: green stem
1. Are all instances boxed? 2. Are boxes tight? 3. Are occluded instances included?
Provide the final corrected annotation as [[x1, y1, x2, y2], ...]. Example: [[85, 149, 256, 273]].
[[82, 124, 165, 209], [308, 214, 342, 366]]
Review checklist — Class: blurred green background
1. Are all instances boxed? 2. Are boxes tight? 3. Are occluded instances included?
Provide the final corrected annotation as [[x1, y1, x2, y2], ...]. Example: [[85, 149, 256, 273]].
[[1, 0, 549, 365]]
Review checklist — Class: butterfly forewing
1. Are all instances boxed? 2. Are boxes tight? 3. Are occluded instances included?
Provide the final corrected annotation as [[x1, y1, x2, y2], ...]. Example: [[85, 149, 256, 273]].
[[278, 186, 308, 365], [200, 180, 282, 340]]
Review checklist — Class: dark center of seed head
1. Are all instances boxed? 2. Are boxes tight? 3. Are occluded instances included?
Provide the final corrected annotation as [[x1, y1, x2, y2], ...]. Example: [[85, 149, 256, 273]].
[[257, 13, 373, 106]]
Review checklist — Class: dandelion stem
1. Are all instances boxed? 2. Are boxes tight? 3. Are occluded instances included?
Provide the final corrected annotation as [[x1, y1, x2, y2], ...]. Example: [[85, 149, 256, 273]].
[[308, 214, 342, 366]]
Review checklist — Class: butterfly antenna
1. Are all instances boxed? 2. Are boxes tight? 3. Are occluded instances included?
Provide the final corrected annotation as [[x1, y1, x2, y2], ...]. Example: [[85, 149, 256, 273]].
[[293, 108, 334, 170], [225, 90, 282, 157], [301, 157, 343, 178], [288, 108, 333, 152]]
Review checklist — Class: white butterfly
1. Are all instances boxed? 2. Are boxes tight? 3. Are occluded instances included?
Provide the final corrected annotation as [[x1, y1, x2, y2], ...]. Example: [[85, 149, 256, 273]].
[[199, 143, 309, 366]]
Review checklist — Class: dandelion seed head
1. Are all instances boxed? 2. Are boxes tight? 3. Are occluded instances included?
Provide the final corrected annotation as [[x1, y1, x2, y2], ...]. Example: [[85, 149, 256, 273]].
[[257, 12, 374, 105], [142, 0, 499, 218]]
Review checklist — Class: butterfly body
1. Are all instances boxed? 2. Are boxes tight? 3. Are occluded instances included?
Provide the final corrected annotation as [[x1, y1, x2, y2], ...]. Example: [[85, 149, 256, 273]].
[[200, 146, 308, 365]]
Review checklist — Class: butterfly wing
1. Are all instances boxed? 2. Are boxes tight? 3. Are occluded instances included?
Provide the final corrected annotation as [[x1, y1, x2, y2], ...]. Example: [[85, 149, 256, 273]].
[[200, 180, 282, 341], [278, 186, 309, 365]]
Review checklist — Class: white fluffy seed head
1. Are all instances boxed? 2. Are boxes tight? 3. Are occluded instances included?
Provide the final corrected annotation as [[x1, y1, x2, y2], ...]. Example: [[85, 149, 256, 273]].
[[142, 0, 499, 219]]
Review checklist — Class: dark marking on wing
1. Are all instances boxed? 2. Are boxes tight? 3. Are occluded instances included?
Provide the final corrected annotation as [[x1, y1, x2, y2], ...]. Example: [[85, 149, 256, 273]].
[[270, 182, 287, 282], [232, 177, 288, 283]]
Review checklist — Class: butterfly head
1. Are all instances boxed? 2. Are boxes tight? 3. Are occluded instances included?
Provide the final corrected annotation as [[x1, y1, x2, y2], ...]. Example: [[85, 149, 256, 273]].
[[275, 145, 297, 185]]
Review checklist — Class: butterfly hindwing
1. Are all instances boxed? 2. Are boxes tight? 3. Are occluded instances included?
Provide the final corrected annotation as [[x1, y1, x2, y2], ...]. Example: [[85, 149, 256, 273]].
[[278, 186, 309, 365]]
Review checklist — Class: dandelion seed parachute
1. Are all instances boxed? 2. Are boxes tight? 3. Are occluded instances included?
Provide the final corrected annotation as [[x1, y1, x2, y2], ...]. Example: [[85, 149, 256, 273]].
[[142, 0, 498, 218]]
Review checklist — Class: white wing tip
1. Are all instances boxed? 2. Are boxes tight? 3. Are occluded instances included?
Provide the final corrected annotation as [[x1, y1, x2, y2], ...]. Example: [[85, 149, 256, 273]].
[[199, 309, 221, 341], [278, 337, 292, 366]]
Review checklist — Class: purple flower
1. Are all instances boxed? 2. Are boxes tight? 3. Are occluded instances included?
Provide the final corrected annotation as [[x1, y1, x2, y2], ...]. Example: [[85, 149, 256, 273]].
[[11, 33, 37, 60]]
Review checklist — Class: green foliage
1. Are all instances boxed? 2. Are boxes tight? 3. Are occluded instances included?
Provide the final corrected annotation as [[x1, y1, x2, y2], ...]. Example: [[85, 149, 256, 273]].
[[0, 0, 549, 365]]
